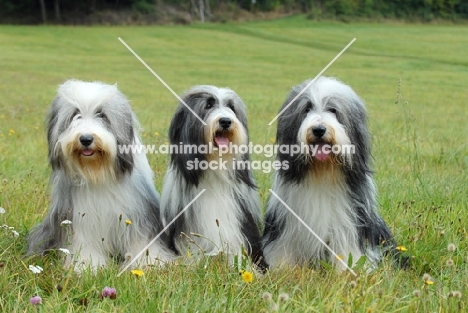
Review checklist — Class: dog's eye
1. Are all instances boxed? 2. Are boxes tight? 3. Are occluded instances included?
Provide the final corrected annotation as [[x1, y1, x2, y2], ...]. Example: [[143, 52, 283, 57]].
[[205, 97, 216, 110], [327, 108, 337, 114], [305, 101, 313, 113], [72, 109, 81, 120], [96, 110, 106, 119], [227, 100, 235, 113]]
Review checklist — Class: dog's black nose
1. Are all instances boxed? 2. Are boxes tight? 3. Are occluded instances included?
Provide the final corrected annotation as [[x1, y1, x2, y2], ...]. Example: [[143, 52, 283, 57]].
[[219, 117, 232, 129], [312, 125, 326, 138], [79, 134, 94, 147]]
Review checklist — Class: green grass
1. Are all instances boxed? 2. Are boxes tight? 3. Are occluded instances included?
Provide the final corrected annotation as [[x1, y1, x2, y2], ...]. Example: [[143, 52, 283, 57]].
[[1, 15, 467, 312]]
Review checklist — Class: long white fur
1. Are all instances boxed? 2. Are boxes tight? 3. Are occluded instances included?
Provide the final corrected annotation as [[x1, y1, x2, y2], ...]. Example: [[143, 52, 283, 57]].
[[265, 172, 380, 269], [161, 168, 260, 256], [63, 144, 175, 271]]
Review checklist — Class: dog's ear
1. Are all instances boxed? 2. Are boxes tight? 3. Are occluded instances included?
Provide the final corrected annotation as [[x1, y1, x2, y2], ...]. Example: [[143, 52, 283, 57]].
[[168, 105, 186, 144], [115, 131, 134, 175], [224, 91, 252, 186], [230, 93, 249, 131], [46, 97, 62, 170], [276, 91, 308, 145], [114, 102, 135, 176], [168, 99, 206, 186], [343, 96, 372, 172], [275, 94, 310, 183]]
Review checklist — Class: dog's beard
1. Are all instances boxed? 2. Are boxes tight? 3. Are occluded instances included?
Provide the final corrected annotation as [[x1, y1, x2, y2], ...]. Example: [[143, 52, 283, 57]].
[[298, 123, 351, 180], [62, 135, 116, 184], [204, 120, 248, 162], [303, 143, 342, 181], [303, 122, 334, 157]]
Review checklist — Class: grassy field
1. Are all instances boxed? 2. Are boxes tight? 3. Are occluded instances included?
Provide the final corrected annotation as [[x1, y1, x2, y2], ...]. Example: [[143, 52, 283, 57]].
[[1, 16, 467, 312]]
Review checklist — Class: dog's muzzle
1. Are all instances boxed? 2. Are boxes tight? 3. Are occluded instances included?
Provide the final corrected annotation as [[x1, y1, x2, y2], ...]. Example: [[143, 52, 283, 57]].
[[219, 117, 232, 130], [309, 126, 332, 162], [311, 125, 326, 138], [79, 134, 95, 156], [214, 118, 232, 149]]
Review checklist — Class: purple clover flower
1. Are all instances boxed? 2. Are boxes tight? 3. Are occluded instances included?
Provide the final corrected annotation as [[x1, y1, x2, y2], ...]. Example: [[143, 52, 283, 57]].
[[30, 295, 42, 305], [102, 286, 117, 299]]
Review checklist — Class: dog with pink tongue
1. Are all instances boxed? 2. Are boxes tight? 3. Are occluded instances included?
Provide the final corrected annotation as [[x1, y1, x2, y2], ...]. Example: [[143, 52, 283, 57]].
[[160, 85, 268, 272], [263, 77, 405, 270]]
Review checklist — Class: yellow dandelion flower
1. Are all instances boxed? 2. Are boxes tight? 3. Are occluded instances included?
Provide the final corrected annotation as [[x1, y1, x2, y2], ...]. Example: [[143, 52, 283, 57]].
[[9, 129, 15, 134], [336, 255, 343, 260], [240, 270, 253, 283], [154, 132, 160, 136], [424, 279, 434, 285], [396, 246, 408, 252], [125, 219, 132, 226], [131, 269, 144, 277], [269, 137, 275, 143]]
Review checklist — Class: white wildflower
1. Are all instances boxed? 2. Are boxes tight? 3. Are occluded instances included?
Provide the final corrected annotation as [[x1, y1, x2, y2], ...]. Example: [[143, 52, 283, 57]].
[[61, 220, 72, 225], [29, 265, 44, 274], [58, 248, 70, 255]]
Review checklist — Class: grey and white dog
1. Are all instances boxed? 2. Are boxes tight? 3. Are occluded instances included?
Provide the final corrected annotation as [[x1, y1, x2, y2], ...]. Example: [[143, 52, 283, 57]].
[[27, 79, 176, 272], [263, 77, 401, 269], [160, 85, 268, 271]]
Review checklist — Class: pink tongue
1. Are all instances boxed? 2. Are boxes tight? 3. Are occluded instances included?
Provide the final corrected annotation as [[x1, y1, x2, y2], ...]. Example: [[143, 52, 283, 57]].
[[314, 143, 330, 162], [214, 136, 229, 148], [82, 149, 94, 156]]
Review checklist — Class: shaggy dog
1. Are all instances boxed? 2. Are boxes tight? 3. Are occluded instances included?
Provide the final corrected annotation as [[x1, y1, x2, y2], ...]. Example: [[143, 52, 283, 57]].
[[263, 76, 401, 269], [27, 79, 176, 272], [160, 85, 268, 271]]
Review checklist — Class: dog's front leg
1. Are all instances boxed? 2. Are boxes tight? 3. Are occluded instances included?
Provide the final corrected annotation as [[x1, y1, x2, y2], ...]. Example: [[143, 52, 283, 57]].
[[122, 241, 177, 270], [65, 242, 108, 274]]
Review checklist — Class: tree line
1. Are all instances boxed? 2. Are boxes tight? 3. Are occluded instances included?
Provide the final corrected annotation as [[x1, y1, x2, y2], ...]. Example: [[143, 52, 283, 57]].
[[0, 0, 467, 24]]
